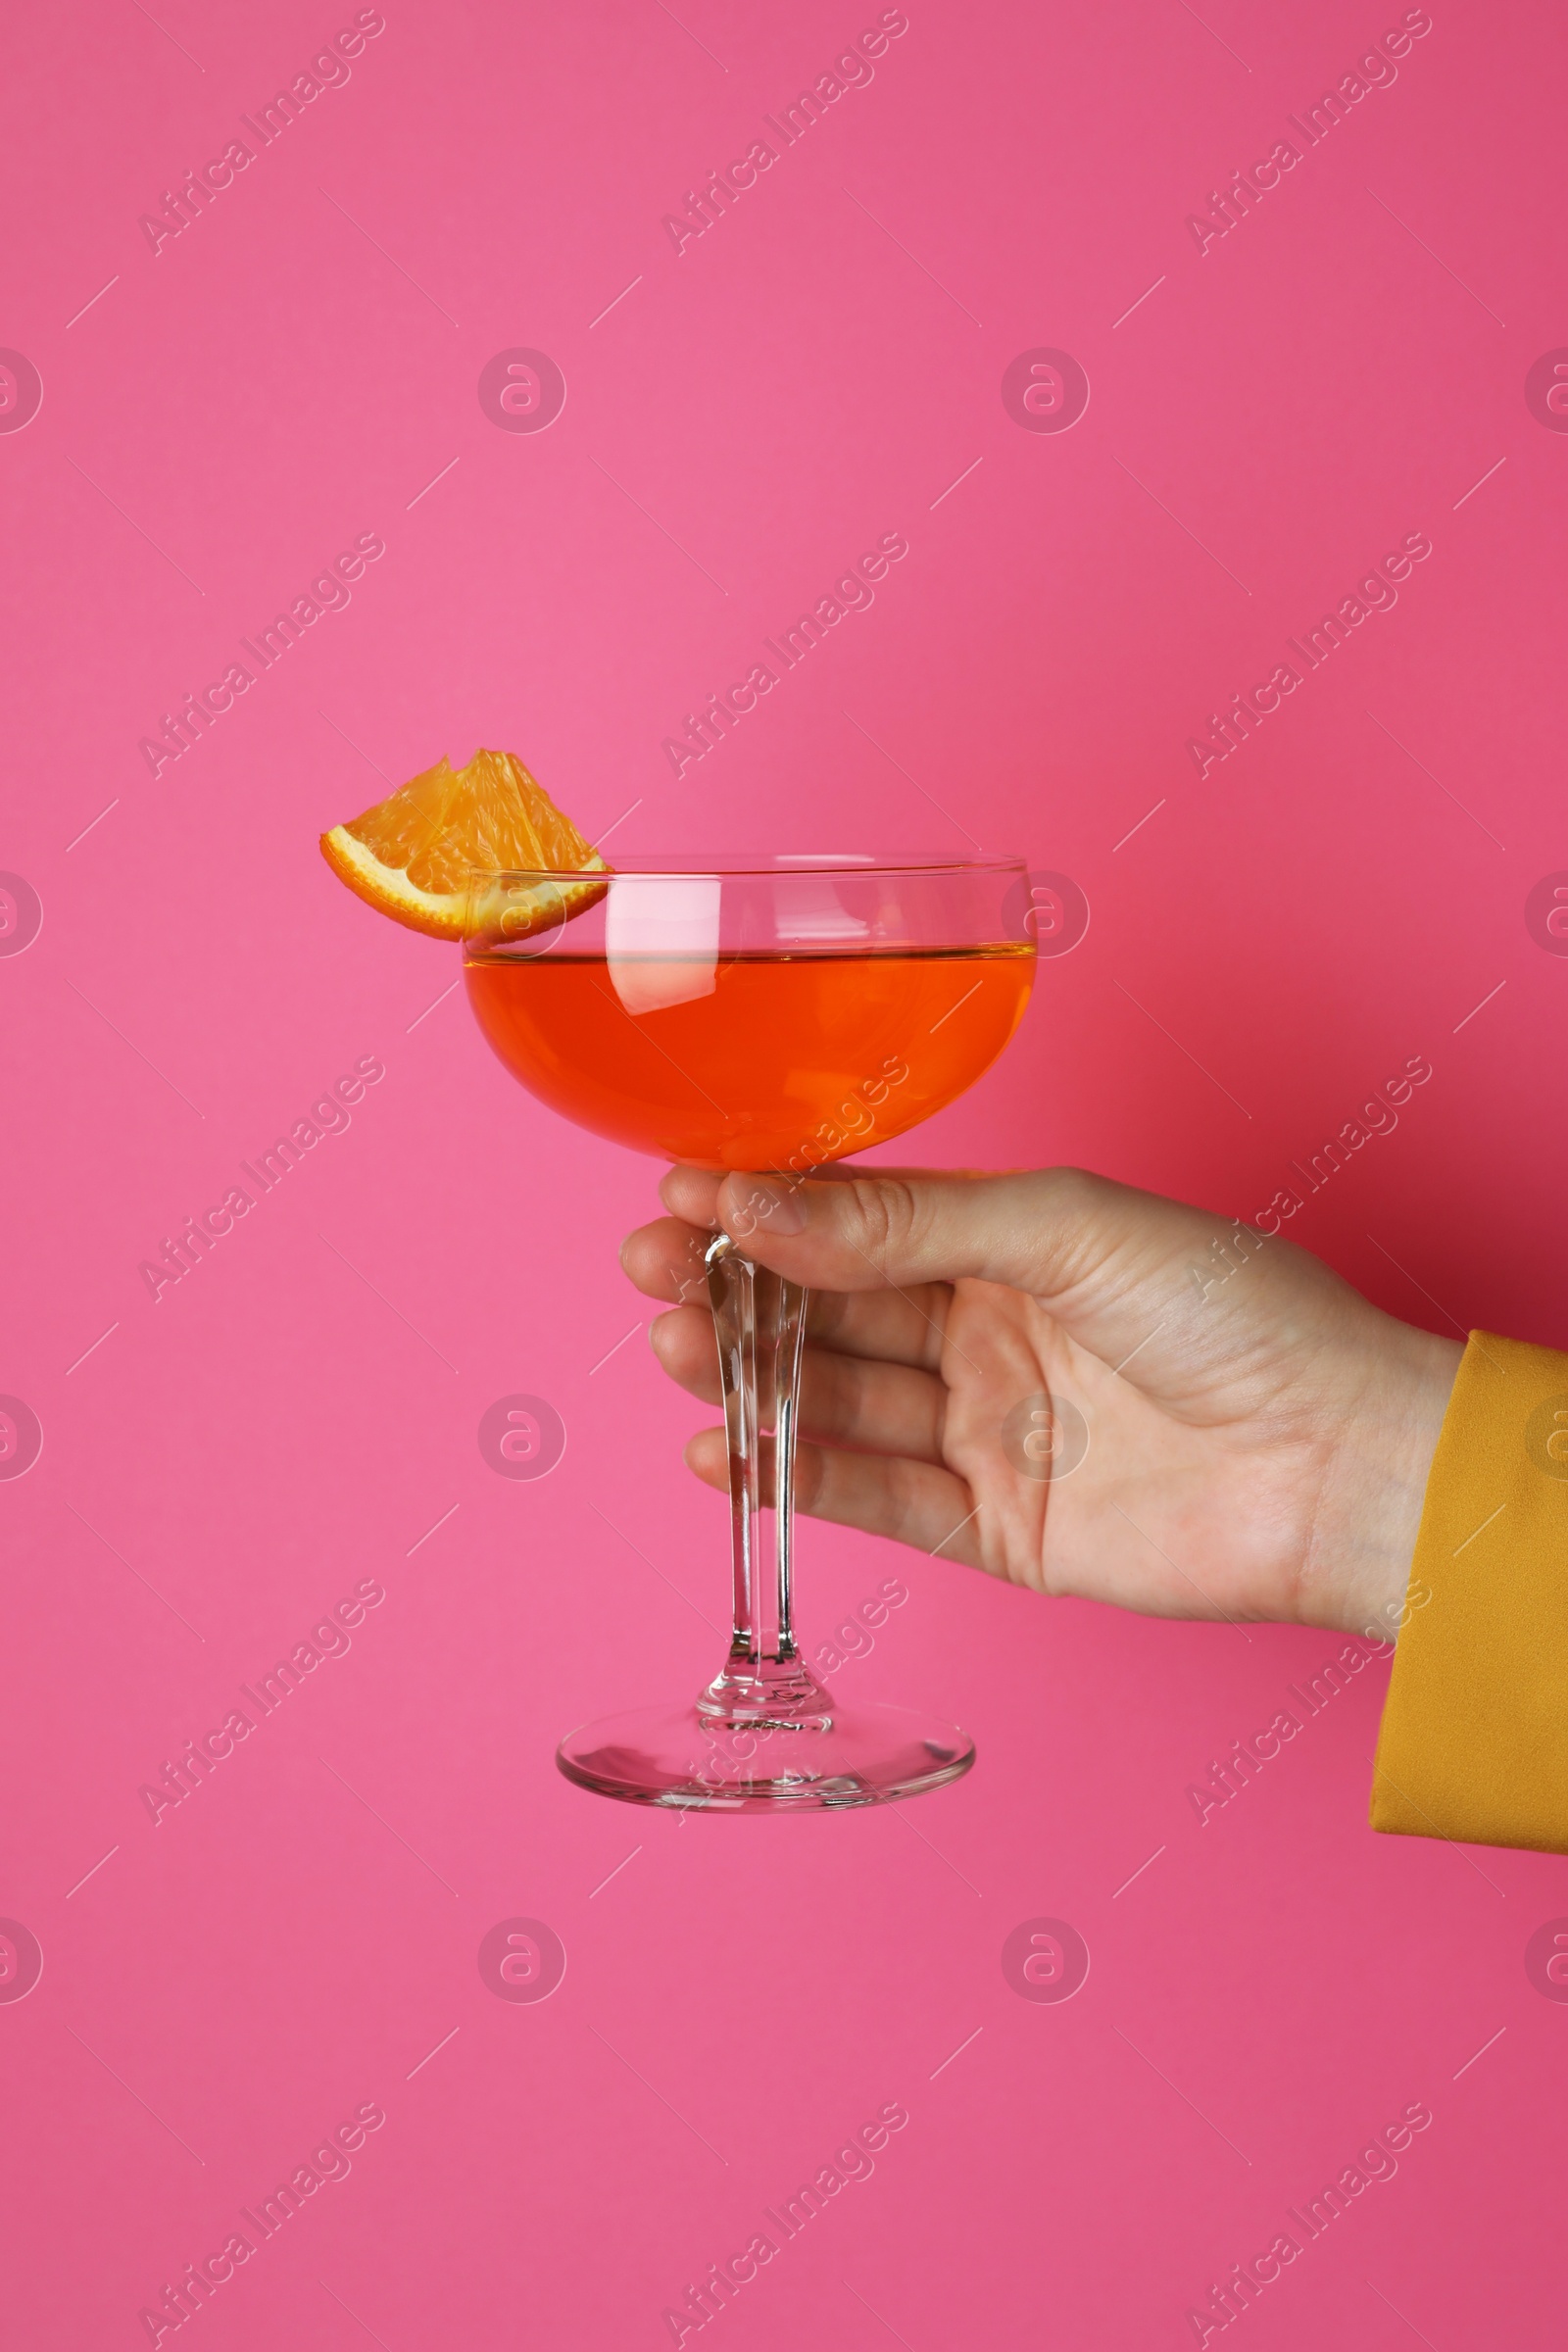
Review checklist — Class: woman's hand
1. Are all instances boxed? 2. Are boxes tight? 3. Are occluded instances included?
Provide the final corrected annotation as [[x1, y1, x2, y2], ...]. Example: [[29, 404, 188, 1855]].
[[619, 1165, 1461, 1640]]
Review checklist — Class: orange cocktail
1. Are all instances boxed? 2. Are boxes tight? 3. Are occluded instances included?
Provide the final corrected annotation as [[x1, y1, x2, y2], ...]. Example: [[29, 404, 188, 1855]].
[[465, 943, 1032, 1168], [462, 856, 1036, 1811]]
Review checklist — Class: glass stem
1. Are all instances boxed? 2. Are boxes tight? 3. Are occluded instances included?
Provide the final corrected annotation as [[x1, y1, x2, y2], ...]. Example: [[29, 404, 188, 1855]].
[[700, 1234, 827, 1723]]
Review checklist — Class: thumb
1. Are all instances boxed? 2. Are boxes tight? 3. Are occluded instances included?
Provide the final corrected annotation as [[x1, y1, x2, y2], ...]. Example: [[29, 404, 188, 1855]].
[[713, 1165, 1229, 1320]]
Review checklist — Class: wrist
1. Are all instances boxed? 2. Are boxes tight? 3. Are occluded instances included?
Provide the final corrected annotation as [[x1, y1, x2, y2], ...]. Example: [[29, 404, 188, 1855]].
[[1308, 1323, 1463, 1641]]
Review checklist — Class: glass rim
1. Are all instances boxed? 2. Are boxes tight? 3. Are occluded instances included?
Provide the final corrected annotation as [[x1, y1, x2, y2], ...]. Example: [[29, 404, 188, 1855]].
[[466, 853, 1028, 881]]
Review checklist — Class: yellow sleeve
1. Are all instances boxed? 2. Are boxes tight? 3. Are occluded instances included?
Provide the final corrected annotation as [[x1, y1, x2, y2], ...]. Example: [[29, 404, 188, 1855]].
[[1371, 1331, 1568, 1854]]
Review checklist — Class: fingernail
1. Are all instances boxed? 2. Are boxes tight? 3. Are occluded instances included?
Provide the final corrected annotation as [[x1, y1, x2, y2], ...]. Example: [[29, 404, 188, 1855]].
[[724, 1175, 808, 1239]]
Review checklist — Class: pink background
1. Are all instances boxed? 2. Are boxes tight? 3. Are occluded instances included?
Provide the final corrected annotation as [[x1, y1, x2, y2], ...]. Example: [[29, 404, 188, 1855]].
[[4, 0, 1568, 2343]]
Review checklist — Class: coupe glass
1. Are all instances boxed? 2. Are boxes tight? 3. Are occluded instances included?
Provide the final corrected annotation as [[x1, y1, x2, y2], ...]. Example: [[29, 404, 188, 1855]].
[[463, 856, 1035, 1809]]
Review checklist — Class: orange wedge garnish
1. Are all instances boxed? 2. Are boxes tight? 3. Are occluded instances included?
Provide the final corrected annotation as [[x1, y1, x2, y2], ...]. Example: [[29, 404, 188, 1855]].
[[320, 748, 609, 940]]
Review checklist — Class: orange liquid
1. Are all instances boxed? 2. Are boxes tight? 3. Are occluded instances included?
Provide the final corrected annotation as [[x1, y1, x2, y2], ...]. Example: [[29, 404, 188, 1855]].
[[465, 947, 1034, 1167]]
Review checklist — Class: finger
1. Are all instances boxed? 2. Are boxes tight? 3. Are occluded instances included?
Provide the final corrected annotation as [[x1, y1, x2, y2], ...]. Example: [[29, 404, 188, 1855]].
[[633, 1201, 956, 1368], [807, 1282, 953, 1371], [708, 1164, 1310, 1382], [684, 1428, 982, 1568], [649, 1305, 721, 1401], [659, 1166, 724, 1228], [658, 1163, 861, 1223], [800, 1349, 947, 1460], [620, 1215, 713, 1306], [653, 1313, 949, 1461]]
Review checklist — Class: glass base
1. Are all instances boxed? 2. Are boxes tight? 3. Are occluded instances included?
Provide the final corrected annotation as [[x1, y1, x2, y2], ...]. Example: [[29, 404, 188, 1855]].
[[557, 1695, 976, 1811]]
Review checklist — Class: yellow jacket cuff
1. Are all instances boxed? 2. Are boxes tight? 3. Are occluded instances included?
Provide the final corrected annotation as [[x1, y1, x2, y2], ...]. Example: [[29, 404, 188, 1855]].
[[1371, 1331, 1568, 1854]]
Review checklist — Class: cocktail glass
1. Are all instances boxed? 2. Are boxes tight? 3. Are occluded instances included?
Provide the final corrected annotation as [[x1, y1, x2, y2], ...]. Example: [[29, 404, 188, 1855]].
[[463, 856, 1035, 1809]]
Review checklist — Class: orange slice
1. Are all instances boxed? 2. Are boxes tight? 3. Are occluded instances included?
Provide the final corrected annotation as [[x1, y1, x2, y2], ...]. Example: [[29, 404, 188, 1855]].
[[320, 748, 609, 940]]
